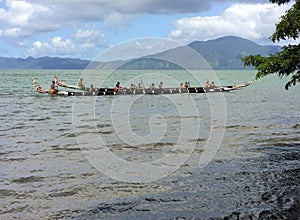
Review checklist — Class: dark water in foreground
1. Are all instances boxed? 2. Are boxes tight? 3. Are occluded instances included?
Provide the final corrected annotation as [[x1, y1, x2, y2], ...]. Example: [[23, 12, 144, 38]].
[[0, 70, 299, 219]]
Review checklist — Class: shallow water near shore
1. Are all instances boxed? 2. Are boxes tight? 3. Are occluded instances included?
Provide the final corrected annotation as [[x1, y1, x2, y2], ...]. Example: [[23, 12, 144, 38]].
[[0, 70, 299, 219]]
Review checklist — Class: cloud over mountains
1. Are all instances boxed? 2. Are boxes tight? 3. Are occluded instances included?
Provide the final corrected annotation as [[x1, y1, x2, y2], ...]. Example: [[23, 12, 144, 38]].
[[170, 3, 289, 43], [0, 0, 293, 58]]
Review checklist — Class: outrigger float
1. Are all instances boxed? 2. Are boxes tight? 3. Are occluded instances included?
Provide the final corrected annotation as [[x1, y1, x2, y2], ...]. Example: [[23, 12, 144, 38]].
[[32, 77, 253, 96]]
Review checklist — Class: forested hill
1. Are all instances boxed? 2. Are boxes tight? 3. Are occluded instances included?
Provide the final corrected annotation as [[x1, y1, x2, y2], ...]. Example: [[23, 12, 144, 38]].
[[0, 36, 280, 70], [188, 36, 281, 69]]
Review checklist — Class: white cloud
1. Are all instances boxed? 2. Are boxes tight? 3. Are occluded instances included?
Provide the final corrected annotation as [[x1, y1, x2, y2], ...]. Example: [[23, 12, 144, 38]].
[[0, 27, 22, 38], [33, 40, 42, 48], [0, 0, 296, 58], [27, 40, 51, 57], [74, 28, 108, 49], [0, 0, 271, 40], [0, 0, 56, 38], [0, 0, 137, 39], [27, 28, 108, 58], [74, 29, 94, 39], [169, 3, 292, 44], [51, 36, 74, 51], [28, 36, 75, 57]]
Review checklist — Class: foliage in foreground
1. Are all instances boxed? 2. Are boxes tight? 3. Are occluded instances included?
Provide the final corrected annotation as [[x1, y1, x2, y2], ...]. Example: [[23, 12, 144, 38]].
[[243, 0, 300, 89]]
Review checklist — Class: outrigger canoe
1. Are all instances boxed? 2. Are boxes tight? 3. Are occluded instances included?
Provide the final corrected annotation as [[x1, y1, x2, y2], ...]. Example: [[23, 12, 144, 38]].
[[32, 77, 253, 96]]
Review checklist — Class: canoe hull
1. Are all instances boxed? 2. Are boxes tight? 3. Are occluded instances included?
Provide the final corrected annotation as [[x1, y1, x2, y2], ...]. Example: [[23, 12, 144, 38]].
[[65, 87, 229, 96]]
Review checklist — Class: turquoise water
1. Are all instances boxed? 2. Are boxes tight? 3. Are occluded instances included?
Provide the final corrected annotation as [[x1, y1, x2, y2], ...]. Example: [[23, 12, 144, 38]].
[[0, 69, 300, 219]]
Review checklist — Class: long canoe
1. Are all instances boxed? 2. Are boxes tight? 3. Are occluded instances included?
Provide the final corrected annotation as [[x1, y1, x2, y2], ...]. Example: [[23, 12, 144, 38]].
[[33, 77, 254, 96], [34, 86, 235, 96]]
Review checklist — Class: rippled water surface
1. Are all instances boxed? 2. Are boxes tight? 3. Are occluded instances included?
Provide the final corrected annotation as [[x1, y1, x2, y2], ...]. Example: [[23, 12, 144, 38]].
[[1, 70, 299, 219]]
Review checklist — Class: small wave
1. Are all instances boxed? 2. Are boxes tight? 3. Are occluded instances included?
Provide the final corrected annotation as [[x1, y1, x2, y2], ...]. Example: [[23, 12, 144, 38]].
[[0, 189, 16, 197], [260, 137, 300, 148], [98, 130, 114, 135], [48, 189, 78, 198], [11, 125, 35, 130], [145, 197, 183, 203], [65, 147, 81, 151], [107, 142, 177, 150], [30, 117, 50, 122], [58, 133, 76, 138], [83, 201, 141, 216], [188, 138, 206, 143], [75, 130, 101, 136], [225, 125, 259, 130], [75, 124, 95, 129], [272, 142, 300, 148], [0, 204, 31, 216], [0, 152, 11, 156], [30, 169, 44, 173], [80, 172, 94, 179], [97, 123, 112, 128], [47, 209, 83, 220], [57, 128, 71, 132], [11, 176, 45, 184], [50, 145, 81, 152], [3, 157, 26, 162]]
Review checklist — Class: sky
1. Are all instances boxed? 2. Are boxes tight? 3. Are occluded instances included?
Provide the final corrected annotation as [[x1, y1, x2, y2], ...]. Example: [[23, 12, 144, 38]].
[[0, 0, 295, 60]]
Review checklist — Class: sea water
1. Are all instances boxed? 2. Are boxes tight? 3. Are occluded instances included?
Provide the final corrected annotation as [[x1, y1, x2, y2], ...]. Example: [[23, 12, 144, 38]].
[[0, 69, 299, 219]]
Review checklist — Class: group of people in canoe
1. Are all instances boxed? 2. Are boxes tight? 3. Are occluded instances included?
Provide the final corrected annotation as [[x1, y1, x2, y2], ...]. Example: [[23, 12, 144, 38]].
[[204, 81, 215, 89], [113, 81, 190, 93], [48, 77, 94, 94], [45, 76, 225, 95], [33, 75, 253, 96], [113, 80, 218, 94], [76, 78, 95, 92]]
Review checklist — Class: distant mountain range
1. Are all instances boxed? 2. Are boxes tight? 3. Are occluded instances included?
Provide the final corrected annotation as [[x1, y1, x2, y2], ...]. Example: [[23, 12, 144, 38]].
[[0, 36, 281, 70], [0, 56, 90, 69], [188, 36, 280, 69]]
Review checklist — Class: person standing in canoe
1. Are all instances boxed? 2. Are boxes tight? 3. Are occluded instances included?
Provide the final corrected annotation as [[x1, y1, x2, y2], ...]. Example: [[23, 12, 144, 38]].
[[49, 80, 58, 95], [77, 78, 85, 89]]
